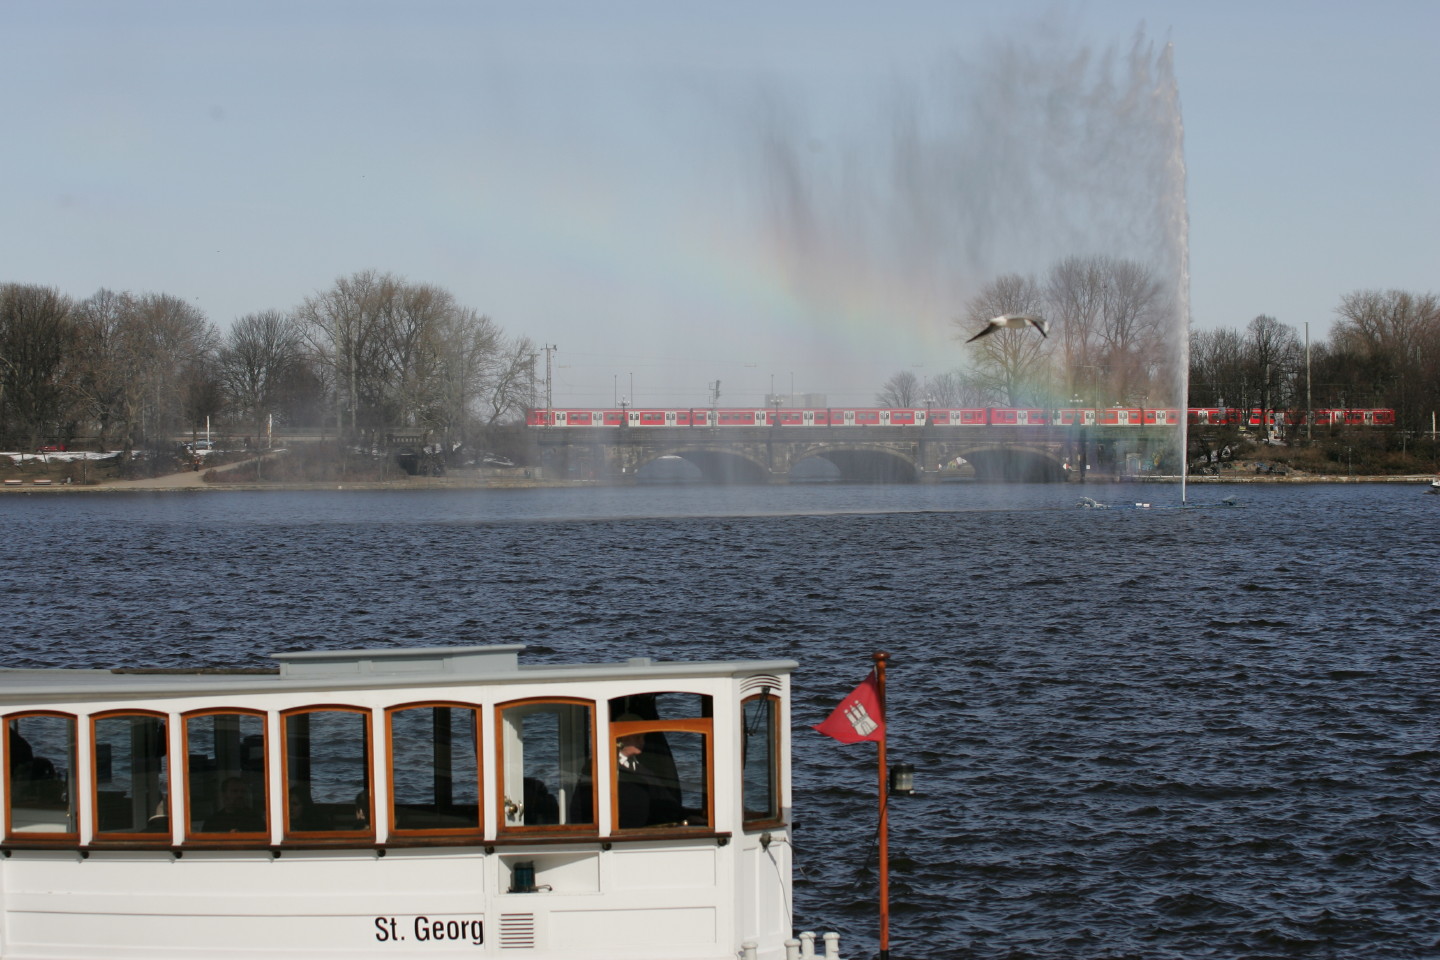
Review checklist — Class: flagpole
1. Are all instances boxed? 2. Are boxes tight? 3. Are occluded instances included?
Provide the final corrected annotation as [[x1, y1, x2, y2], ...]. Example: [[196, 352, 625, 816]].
[[874, 650, 891, 960]]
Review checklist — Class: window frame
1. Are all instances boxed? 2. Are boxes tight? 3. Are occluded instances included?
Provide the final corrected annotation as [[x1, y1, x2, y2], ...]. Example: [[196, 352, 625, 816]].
[[280, 704, 375, 842], [609, 716, 714, 835], [385, 700, 484, 841], [181, 707, 271, 844], [4, 710, 79, 845], [88, 709, 171, 845], [741, 692, 784, 829], [493, 697, 597, 836]]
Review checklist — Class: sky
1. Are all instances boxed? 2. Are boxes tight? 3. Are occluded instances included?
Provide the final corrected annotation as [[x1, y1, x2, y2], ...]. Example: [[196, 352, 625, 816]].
[[2, 1, 1436, 409]]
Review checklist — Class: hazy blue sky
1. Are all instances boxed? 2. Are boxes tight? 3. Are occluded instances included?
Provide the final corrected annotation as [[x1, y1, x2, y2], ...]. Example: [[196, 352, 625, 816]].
[[3, 1, 1435, 407]]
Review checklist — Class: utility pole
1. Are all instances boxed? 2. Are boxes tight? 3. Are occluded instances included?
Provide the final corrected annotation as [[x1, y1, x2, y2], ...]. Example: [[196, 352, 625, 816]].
[[543, 344, 558, 424]]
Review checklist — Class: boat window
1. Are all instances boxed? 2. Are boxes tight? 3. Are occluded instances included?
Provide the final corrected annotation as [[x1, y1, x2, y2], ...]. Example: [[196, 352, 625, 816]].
[[282, 707, 372, 838], [387, 704, 481, 836], [183, 710, 268, 839], [742, 693, 781, 825], [91, 711, 170, 840], [607, 693, 713, 832], [5, 713, 77, 840], [496, 699, 594, 832]]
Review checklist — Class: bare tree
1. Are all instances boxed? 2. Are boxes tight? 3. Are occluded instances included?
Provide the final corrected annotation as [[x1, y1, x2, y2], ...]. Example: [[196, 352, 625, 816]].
[[876, 370, 921, 407], [477, 335, 537, 427], [1245, 315, 1302, 425], [71, 289, 132, 447], [1097, 259, 1168, 406], [221, 310, 307, 437], [926, 369, 987, 408], [120, 293, 219, 450], [1046, 255, 1108, 384], [0, 284, 77, 449], [428, 307, 502, 444], [955, 273, 1051, 406], [296, 270, 396, 439], [1041, 255, 1171, 407], [1333, 289, 1440, 430], [1188, 326, 1246, 410]]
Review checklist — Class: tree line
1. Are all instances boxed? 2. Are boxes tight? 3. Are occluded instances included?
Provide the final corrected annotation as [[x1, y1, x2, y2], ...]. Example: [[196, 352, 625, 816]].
[[0, 271, 536, 453], [875, 256, 1439, 437]]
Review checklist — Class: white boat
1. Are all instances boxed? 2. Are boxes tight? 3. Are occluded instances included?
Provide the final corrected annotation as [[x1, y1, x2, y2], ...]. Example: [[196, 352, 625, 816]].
[[0, 644, 840, 960]]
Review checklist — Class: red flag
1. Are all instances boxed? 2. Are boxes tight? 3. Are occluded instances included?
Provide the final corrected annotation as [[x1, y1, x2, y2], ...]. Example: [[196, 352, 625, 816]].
[[813, 673, 885, 744]]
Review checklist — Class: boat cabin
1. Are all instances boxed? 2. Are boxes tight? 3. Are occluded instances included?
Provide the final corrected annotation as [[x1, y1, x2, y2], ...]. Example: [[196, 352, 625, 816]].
[[0, 645, 824, 960]]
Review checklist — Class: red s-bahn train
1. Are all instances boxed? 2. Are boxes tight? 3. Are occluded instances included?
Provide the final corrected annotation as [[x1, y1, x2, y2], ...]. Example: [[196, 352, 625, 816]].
[[527, 406, 1395, 428]]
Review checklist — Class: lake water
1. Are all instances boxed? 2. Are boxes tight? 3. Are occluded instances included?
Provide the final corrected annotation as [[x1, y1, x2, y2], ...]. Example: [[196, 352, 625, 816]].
[[2, 482, 1437, 959]]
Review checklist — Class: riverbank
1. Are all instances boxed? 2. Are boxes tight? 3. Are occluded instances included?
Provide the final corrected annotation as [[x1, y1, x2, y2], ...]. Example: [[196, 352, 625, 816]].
[[2, 471, 1435, 493]]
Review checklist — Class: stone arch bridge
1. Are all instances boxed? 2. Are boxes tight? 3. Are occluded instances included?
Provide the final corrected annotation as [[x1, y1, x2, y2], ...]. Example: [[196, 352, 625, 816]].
[[533, 425, 1179, 484]]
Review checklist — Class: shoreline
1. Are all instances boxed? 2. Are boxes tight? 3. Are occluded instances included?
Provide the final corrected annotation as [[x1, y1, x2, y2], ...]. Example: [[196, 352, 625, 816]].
[[2, 474, 1435, 494]]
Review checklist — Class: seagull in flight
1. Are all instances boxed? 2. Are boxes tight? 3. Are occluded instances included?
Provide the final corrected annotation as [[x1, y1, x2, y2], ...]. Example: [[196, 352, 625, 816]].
[[966, 314, 1050, 343]]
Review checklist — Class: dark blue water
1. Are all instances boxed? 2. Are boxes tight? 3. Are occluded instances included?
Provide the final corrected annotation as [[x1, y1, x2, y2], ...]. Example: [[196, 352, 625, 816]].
[[2, 483, 1437, 959]]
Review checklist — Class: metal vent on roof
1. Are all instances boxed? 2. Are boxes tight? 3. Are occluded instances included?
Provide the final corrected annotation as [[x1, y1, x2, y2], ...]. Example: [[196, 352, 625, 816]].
[[741, 674, 783, 695], [499, 913, 536, 950]]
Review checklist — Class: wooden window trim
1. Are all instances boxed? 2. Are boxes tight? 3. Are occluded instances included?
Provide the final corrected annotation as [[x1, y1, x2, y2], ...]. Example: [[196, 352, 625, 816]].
[[181, 707, 271, 844], [609, 717, 714, 834], [4, 711, 79, 844], [89, 709, 170, 845], [741, 694, 784, 829], [385, 701, 484, 839], [494, 697, 597, 836], [280, 705, 375, 842]]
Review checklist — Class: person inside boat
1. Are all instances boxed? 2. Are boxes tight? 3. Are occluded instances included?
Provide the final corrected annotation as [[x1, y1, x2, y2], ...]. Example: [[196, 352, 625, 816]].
[[204, 777, 265, 833], [8, 726, 33, 772], [614, 726, 685, 829]]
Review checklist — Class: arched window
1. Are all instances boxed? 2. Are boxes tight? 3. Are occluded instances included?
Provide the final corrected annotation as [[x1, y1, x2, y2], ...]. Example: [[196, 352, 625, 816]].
[[386, 702, 482, 838], [91, 710, 170, 842], [607, 693, 713, 833], [5, 712, 77, 842], [495, 699, 594, 833], [183, 709, 268, 841], [282, 706, 372, 840], [742, 692, 782, 827]]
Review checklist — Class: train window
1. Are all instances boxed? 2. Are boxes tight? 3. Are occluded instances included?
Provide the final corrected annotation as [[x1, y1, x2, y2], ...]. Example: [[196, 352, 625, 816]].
[[91, 711, 169, 840], [282, 707, 373, 839], [605, 693, 712, 832], [5, 713, 77, 840], [184, 710, 268, 840], [387, 704, 482, 836], [741, 694, 782, 826], [496, 699, 594, 832]]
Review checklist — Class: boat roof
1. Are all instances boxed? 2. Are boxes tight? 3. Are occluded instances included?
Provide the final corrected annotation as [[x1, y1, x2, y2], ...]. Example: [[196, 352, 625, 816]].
[[0, 644, 797, 705]]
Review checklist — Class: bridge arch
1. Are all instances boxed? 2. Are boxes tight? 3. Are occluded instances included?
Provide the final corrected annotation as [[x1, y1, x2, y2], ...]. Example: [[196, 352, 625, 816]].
[[953, 444, 1067, 482], [635, 447, 770, 484], [790, 444, 920, 483]]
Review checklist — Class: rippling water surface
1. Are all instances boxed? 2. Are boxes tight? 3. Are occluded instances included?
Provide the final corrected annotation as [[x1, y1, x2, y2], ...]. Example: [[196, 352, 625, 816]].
[[2, 482, 1437, 959]]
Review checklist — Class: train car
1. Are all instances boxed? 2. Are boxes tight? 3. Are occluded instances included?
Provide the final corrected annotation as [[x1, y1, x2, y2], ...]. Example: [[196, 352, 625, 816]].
[[1342, 409, 1393, 426], [714, 410, 762, 426], [1055, 409, 1096, 426], [988, 408, 1050, 426], [927, 409, 988, 426], [529, 406, 1391, 430], [1095, 408, 1142, 426]]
